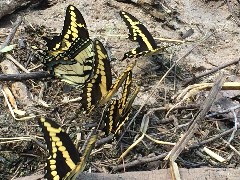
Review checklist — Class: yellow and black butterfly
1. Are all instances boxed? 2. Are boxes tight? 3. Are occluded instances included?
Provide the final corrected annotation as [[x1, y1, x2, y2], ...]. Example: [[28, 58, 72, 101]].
[[79, 39, 112, 112], [37, 117, 97, 180], [99, 62, 136, 105], [40, 5, 95, 87], [120, 11, 173, 60], [45, 37, 95, 87], [44, 5, 89, 57], [102, 70, 140, 136], [79, 39, 136, 112]]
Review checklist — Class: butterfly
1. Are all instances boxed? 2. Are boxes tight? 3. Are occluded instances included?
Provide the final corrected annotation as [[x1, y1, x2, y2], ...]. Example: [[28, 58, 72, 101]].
[[79, 39, 112, 112], [40, 5, 96, 87], [79, 39, 136, 113], [44, 37, 95, 87], [102, 70, 139, 136], [120, 11, 173, 60], [37, 116, 97, 180], [43, 5, 89, 57]]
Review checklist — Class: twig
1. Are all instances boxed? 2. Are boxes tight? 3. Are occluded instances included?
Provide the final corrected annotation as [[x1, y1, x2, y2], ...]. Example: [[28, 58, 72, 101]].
[[0, 71, 52, 81], [112, 152, 168, 172], [228, 109, 239, 143], [95, 134, 114, 148], [146, 104, 200, 113], [170, 161, 181, 180], [190, 127, 237, 149], [118, 113, 150, 161], [206, 104, 240, 118], [0, 16, 22, 51], [31, 136, 47, 150], [38, 82, 45, 101], [6, 54, 30, 73], [80, 128, 96, 154], [195, 150, 218, 166], [222, 139, 240, 157], [145, 134, 175, 145], [202, 147, 225, 162], [183, 58, 240, 86]]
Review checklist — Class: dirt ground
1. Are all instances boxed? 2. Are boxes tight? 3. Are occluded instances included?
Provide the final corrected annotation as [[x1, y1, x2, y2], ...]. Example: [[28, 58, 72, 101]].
[[0, 0, 240, 179]]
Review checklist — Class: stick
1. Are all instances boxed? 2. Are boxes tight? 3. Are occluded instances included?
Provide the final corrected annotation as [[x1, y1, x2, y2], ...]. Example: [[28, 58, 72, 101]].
[[0, 71, 52, 81], [190, 126, 238, 149], [183, 58, 240, 86], [112, 152, 169, 171], [95, 135, 114, 148], [0, 16, 22, 51]]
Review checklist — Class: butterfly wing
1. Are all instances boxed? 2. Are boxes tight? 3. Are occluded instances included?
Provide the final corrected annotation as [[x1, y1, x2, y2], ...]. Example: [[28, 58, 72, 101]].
[[118, 70, 132, 111], [103, 70, 139, 136], [120, 11, 158, 59], [103, 99, 120, 135], [37, 117, 80, 180], [80, 39, 112, 112], [41, 5, 95, 87], [49, 38, 95, 87], [44, 5, 89, 56], [100, 62, 135, 105], [69, 132, 97, 179]]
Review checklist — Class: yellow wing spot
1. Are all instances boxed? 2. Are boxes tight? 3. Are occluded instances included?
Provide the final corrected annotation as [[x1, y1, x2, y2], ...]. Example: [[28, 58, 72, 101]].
[[99, 60, 104, 66], [98, 51, 105, 57], [49, 131, 57, 137], [69, 6, 74, 11], [51, 170, 57, 177], [50, 159, 56, 164], [53, 175, 60, 180], [88, 84, 93, 88], [47, 126, 61, 133], [70, 21, 75, 27], [100, 71, 106, 76], [52, 136, 60, 142], [58, 146, 66, 152], [77, 23, 84, 28], [50, 164, 56, 170], [62, 152, 70, 159], [52, 146, 57, 153], [56, 141, 63, 147], [40, 117, 46, 123], [66, 161, 76, 170], [43, 121, 51, 127]]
